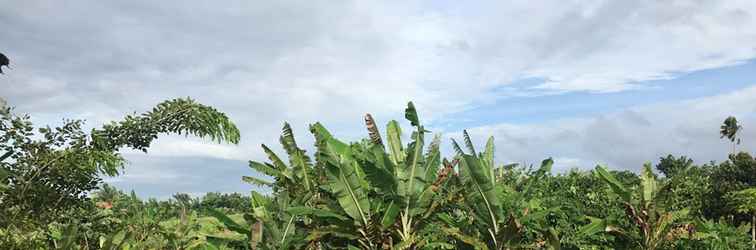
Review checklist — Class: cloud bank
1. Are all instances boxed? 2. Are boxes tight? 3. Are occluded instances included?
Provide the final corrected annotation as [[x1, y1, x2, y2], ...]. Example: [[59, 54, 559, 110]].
[[2, 0, 755, 196]]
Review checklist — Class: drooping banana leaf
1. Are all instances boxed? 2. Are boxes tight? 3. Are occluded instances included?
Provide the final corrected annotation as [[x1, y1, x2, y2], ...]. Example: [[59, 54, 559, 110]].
[[242, 175, 273, 187], [576, 216, 610, 237], [323, 137, 371, 226], [458, 154, 501, 232], [286, 206, 349, 221], [594, 165, 632, 202], [361, 145, 398, 195], [207, 208, 251, 236], [248, 160, 290, 180], [261, 144, 288, 171]]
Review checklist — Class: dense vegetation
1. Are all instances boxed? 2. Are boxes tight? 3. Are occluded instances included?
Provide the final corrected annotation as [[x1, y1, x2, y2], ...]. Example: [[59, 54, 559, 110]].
[[0, 99, 754, 249]]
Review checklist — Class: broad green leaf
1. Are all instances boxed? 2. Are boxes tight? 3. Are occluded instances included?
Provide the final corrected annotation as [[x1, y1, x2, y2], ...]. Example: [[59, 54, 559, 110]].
[[261, 144, 288, 171], [405, 101, 420, 127], [539, 158, 554, 175], [459, 154, 501, 232], [483, 136, 495, 183], [546, 228, 561, 250], [60, 224, 80, 250], [248, 161, 290, 179], [286, 206, 348, 221], [348, 245, 361, 250], [207, 208, 251, 235], [640, 162, 657, 206], [424, 134, 442, 183], [402, 130, 425, 199], [361, 145, 398, 195], [381, 201, 400, 229], [241, 175, 272, 187], [576, 216, 607, 237], [305, 226, 360, 241], [309, 122, 333, 140], [594, 165, 632, 202], [386, 120, 404, 165], [442, 227, 490, 250], [324, 138, 371, 226]]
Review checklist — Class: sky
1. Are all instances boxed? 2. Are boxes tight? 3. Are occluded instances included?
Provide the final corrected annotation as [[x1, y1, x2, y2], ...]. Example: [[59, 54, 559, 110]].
[[2, 0, 756, 198]]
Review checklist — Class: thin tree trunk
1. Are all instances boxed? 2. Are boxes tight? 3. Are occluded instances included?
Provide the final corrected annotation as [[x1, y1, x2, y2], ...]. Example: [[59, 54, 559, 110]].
[[752, 213, 754, 250], [732, 142, 735, 155]]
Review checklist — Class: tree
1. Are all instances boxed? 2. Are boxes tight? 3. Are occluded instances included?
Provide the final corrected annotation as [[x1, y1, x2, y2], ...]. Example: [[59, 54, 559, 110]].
[[727, 188, 756, 250], [93, 184, 123, 209], [705, 152, 756, 224], [655, 155, 694, 178], [721, 116, 743, 154], [658, 164, 711, 217], [0, 98, 240, 234], [580, 164, 692, 250]]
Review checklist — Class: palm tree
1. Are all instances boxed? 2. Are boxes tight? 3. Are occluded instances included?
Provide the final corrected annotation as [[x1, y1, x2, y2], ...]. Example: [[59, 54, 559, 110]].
[[94, 184, 122, 209], [0, 52, 9, 74], [720, 116, 743, 154]]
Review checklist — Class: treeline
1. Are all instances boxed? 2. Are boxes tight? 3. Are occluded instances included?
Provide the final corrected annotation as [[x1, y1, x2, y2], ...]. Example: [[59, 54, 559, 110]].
[[0, 99, 754, 249]]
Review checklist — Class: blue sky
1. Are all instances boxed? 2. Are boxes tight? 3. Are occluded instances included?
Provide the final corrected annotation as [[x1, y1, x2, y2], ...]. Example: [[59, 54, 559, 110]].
[[2, 0, 756, 198], [439, 59, 756, 129]]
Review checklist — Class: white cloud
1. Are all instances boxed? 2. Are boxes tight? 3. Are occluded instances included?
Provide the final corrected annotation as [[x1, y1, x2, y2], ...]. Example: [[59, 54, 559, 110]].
[[2, 0, 756, 194], [4, 1, 755, 118], [459, 85, 756, 172], [120, 135, 256, 161]]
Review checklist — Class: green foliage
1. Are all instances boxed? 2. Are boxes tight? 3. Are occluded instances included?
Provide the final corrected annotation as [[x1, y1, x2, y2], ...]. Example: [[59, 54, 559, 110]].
[[673, 219, 751, 250], [91, 97, 240, 152], [582, 164, 694, 250], [656, 155, 693, 178], [2, 100, 754, 249], [0, 98, 240, 248], [705, 152, 756, 224], [658, 165, 711, 217], [728, 188, 756, 214]]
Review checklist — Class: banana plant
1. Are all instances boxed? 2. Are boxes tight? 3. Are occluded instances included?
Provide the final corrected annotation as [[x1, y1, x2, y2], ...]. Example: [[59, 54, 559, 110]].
[[445, 131, 560, 250], [578, 163, 692, 250], [208, 190, 312, 250], [243, 122, 316, 196], [304, 102, 452, 248], [235, 102, 453, 249]]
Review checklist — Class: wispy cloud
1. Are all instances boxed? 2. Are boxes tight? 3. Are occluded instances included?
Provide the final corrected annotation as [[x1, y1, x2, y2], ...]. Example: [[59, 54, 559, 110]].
[[457, 85, 756, 172]]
